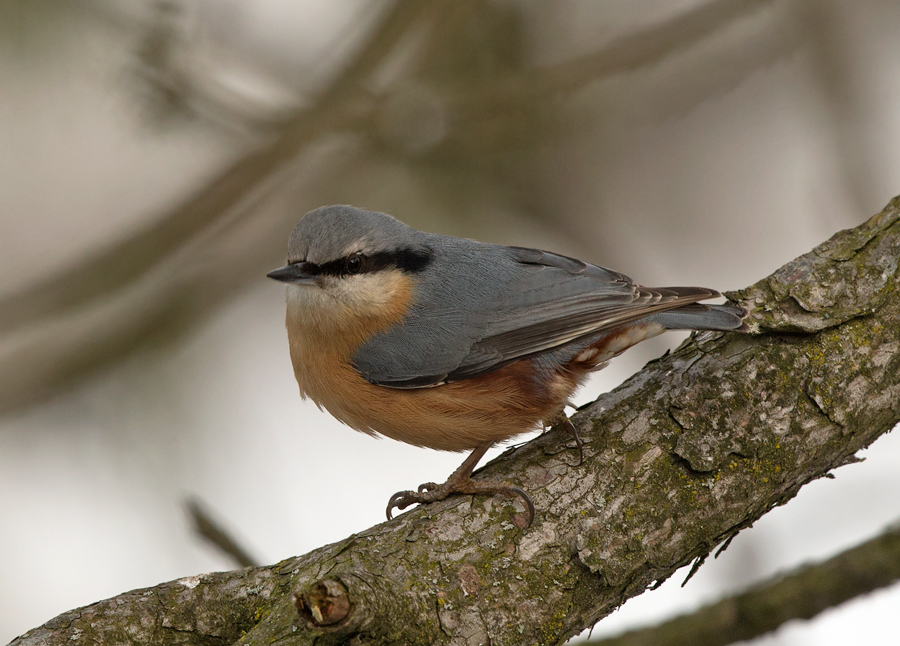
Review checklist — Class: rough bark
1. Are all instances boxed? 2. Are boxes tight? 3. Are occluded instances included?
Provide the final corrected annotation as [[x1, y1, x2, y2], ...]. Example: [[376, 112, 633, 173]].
[[587, 518, 900, 646], [11, 200, 900, 646]]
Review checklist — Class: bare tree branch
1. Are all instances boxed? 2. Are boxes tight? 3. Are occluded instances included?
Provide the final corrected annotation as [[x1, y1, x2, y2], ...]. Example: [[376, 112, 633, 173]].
[[10, 198, 900, 645], [0, 0, 428, 333], [484, 0, 779, 99], [587, 518, 900, 646], [0, 0, 442, 415], [0, 0, 794, 417], [187, 498, 260, 570]]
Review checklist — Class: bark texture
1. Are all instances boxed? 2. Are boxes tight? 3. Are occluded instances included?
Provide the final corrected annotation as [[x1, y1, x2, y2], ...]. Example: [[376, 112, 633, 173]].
[[11, 200, 900, 646]]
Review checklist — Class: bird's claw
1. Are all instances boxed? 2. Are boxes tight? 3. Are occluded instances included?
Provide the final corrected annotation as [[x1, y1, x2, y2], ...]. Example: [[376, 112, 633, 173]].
[[506, 486, 536, 525], [385, 484, 449, 520], [565, 419, 584, 466], [386, 490, 419, 519], [551, 416, 583, 466], [385, 482, 535, 527]]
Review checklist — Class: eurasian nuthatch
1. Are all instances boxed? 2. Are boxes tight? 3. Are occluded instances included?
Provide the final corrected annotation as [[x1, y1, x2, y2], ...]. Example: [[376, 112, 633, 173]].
[[268, 205, 748, 525]]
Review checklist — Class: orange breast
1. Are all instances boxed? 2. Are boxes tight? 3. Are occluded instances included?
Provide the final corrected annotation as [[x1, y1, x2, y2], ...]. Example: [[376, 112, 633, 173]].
[[291, 340, 570, 452]]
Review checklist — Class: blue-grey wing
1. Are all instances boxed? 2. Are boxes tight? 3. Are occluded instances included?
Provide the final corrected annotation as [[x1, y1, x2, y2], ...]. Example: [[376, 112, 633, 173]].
[[352, 240, 720, 388]]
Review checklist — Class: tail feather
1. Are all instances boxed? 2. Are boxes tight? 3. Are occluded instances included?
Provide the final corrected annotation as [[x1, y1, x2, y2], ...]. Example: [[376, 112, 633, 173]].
[[649, 302, 748, 332]]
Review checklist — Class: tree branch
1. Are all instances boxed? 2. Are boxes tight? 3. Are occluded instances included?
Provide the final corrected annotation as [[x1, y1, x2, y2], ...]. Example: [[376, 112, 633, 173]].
[[11, 199, 900, 645], [587, 518, 900, 646], [0, 0, 442, 415], [0, 0, 793, 416], [186, 498, 260, 570]]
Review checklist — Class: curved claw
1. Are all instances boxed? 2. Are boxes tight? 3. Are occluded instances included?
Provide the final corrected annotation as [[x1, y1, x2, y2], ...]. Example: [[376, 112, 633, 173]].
[[417, 482, 438, 494], [560, 418, 584, 467], [386, 490, 416, 520], [506, 486, 535, 527], [569, 424, 584, 467]]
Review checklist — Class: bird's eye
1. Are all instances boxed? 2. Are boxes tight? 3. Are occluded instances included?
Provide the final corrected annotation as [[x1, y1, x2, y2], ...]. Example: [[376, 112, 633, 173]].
[[346, 253, 364, 275]]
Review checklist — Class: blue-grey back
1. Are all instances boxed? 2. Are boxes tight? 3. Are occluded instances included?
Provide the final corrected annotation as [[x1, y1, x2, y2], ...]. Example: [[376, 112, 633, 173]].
[[352, 234, 646, 387]]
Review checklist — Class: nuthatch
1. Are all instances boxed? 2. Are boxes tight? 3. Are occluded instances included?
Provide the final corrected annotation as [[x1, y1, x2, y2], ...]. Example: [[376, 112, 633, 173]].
[[268, 205, 748, 525]]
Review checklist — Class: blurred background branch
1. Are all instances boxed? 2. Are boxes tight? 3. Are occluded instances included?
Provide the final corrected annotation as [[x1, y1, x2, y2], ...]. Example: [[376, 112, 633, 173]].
[[0, 0, 434, 413], [587, 519, 900, 646], [186, 497, 259, 569], [0, 0, 794, 415]]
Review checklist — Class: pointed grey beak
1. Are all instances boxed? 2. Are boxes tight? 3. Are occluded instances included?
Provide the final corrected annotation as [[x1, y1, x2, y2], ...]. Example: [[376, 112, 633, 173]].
[[267, 263, 317, 284]]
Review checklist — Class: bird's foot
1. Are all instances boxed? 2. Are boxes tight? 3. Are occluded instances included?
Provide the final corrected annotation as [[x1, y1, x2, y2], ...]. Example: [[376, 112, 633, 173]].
[[386, 477, 534, 526]]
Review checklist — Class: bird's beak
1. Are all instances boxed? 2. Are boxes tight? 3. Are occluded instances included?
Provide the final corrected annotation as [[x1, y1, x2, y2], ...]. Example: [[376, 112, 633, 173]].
[[266, 263, 317, 285]]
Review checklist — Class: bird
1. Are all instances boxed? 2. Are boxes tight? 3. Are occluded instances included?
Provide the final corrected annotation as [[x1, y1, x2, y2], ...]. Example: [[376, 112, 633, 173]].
[[268, 205, 748, 525]]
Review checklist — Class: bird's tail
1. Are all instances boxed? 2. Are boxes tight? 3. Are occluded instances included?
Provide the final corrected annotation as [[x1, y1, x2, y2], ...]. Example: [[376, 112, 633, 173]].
[[649, 302, 749, 332]]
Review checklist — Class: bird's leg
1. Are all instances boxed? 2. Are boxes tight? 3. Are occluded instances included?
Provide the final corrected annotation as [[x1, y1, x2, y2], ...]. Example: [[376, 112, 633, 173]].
[[546, 408, 584, 466], [386, 442, 534, 525]]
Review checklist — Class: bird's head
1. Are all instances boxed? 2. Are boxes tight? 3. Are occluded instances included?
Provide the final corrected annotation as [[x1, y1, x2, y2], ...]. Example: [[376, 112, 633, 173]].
[[268, 205, 433, 341]]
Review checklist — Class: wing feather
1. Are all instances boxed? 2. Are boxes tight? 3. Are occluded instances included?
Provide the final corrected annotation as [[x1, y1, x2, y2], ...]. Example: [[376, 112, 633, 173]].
[[353, 242, 720, 388]]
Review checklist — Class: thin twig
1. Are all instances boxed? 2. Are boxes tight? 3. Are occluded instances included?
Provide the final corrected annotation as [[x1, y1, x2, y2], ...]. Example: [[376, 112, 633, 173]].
[[186, 498, 259, 569]]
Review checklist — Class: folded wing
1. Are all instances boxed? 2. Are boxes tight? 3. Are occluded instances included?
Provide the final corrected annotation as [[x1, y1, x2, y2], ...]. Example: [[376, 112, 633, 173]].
[[353, 242, 730, 388]]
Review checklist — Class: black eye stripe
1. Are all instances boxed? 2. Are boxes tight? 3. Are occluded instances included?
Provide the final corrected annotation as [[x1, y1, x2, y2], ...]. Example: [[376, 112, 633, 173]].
[[296, 247, 432, 277], [287, 260, 319, 275]]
